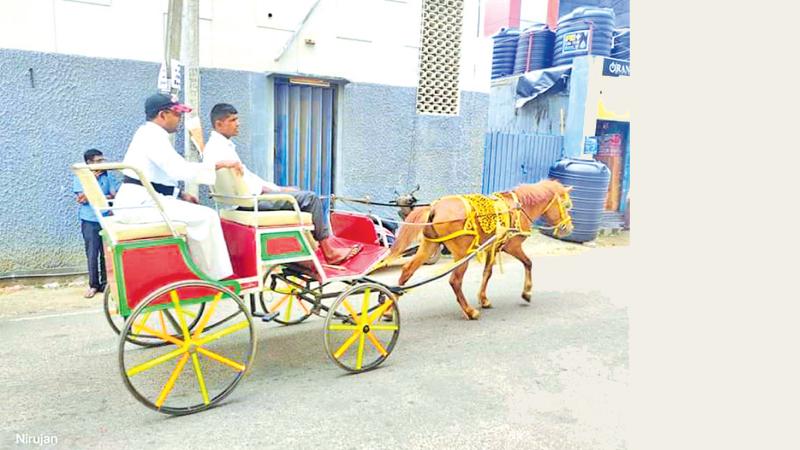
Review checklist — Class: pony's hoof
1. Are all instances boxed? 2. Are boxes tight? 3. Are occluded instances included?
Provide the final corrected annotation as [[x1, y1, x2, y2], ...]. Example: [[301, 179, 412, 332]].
[[480, 300, 493, 309], [467, 309, 481, 320], [521, 292, 532, 303]]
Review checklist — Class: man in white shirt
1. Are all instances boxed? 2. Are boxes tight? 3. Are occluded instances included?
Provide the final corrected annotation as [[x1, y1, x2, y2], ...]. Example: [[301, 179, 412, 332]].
[[203, 103, 360, 265], [113, 93, 244, 280]]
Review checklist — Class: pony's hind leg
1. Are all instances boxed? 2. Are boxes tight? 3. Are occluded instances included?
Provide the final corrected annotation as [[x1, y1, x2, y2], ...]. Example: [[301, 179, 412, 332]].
[[398, 239, 440, 286], [449, 262, 479, 320], [478, 250, 496, 308], [503, 236, 533, 302]]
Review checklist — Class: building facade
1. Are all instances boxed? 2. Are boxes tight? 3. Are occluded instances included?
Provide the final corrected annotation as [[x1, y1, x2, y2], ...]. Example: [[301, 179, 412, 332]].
[[0, 0, 494, 276]]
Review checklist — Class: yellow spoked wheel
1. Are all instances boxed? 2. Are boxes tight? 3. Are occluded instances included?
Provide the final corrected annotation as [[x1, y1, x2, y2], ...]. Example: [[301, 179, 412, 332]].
[[323, 283, 400, 373], [259, 274, 314, 326], [119, 280, 256, 415], [105, 286, 206, 348]]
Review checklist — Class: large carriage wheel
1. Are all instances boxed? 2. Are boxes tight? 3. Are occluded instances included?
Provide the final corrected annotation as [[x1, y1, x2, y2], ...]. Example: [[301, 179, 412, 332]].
[[119, 280, 256, 415], [104, 286, 205, 348], [259, 270, 314, 326], [323, 283, 400, 373]]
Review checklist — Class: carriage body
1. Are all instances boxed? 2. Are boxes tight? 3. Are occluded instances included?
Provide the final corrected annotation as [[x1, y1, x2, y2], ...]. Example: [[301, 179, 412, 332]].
[[72, 162, 400, 416]]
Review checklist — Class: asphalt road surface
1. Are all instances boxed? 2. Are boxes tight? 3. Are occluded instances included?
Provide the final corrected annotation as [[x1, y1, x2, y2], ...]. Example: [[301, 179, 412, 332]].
[[1, 236, 630, 450]]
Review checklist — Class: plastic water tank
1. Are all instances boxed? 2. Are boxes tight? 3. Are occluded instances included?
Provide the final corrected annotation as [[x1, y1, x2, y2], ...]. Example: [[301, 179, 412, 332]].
[[552, 7, 615, 66], [611, 28, 630, 62], [491, 28, 520, 79], [513, 25, 555, 75], [543, 158, 610, 243]]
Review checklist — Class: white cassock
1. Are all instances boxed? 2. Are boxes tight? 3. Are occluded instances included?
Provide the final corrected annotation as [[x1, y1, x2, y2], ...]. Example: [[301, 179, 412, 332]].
[[114, 122, 233, 280]]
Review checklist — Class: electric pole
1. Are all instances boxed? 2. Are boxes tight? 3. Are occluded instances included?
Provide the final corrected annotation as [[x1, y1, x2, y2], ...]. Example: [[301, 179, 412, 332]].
[[182, 0, 202, 196]]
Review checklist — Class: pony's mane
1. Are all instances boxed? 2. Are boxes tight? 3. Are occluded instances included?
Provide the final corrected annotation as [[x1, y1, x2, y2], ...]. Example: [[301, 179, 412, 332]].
[[511, 179, 565, 206]]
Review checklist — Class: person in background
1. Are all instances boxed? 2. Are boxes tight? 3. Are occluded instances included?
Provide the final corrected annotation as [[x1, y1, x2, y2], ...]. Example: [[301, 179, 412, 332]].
[[73, 149, 119, 298]]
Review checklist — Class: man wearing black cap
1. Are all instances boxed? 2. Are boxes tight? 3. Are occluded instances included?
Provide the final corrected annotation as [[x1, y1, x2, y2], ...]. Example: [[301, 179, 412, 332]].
[[113, 93, 243, 280]]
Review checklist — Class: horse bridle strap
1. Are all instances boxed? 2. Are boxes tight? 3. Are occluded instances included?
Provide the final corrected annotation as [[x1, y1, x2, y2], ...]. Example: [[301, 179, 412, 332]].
[[534, 192, 573, 237]]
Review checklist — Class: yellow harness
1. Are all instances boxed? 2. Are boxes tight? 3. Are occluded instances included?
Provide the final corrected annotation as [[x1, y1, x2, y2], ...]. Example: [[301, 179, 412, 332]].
[[423, 192, 528, 268], [422, 190, 574, 268]]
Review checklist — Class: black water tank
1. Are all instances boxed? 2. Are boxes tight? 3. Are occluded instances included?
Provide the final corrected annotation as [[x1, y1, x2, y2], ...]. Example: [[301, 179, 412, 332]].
[[552, 7, 615, 66], [543, 158, 610, 243], [513, 25, 555, 75], [491, 28, 520, 79]]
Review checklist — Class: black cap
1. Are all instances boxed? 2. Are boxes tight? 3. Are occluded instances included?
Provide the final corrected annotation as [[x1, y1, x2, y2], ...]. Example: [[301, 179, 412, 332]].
[[145, 93, 192, 117]]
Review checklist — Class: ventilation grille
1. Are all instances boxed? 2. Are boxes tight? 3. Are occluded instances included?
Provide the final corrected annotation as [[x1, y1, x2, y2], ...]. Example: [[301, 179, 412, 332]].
[[415, 0, 464, 116]]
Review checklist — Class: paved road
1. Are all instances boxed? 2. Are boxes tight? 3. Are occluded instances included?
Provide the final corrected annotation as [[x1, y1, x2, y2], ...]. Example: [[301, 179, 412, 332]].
[[0, 244, 630, 450]]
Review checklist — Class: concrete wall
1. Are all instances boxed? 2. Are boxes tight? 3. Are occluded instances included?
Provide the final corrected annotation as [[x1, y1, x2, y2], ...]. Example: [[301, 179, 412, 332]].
[[0, 49, 266, 277], [338, 82, 489, 207]]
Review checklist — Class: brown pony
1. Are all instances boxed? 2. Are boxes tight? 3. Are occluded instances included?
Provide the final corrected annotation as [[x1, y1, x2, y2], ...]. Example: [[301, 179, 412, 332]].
[[388, 179, 574, 320]]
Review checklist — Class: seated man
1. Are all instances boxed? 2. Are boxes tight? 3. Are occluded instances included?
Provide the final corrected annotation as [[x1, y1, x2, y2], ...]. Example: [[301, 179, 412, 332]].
[[113, 93, 244, 280], [203, 103, 360, 265]]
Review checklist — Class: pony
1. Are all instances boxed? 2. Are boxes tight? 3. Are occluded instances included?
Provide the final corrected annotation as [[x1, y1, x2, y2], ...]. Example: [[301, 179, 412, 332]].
[[388, 179, 574, 320]]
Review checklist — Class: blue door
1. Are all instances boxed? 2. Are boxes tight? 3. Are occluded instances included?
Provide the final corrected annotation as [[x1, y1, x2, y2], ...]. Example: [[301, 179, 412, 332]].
[[274, 79, 336, 216]]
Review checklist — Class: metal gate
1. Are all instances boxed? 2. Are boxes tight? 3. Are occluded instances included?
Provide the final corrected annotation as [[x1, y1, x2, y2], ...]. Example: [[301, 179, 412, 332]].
[[481, 132, 564, 194], [274, 80, 336, 208]]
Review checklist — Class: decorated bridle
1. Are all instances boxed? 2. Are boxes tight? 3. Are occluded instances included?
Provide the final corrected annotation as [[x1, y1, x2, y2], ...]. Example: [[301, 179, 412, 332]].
[[526, 190, 574, 237]]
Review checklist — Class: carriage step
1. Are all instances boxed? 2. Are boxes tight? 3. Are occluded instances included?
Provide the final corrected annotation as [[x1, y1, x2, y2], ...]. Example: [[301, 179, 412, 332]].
[[260, 312, 281, 322]]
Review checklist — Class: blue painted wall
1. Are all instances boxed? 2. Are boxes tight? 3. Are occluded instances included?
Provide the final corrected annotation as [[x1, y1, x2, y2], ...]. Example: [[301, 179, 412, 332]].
[[0, 50, 489, 276], [338, 83, 489, 210], [0, 50, 265, 277]]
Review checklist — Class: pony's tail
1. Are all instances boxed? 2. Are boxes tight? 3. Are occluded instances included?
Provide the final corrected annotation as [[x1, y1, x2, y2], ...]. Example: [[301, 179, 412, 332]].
[[388, 206, 432, 259]]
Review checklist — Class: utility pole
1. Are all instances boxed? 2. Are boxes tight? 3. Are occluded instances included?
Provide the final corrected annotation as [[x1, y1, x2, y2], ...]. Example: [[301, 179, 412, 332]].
[[165, 0, 183, 149], [165, 0, 183, 94], [182, 0, 202, 196]]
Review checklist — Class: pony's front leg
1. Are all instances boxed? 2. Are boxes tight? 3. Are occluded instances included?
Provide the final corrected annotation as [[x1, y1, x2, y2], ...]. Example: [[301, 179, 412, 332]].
[[478, 251, 495, 308], [398, 239, 439, 285]]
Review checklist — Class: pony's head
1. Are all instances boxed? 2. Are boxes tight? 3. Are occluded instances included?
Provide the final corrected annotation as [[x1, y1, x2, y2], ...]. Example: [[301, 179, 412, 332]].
[[514, 180, 574, 238]]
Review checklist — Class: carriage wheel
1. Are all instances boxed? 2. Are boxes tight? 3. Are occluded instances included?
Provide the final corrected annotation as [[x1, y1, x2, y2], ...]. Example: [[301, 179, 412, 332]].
[[104, 286, 206, 348], [323, 283, 400, 373], [119, 280, 256, 415], [259, 272, 314, 326]]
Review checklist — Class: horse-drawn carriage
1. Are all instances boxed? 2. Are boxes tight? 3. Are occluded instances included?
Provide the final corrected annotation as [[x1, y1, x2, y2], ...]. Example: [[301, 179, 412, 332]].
[[71, 161, 573, 415]]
